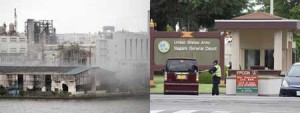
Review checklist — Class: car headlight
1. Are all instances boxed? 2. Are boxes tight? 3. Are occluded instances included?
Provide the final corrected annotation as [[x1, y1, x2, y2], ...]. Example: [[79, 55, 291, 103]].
[[281, 79, 289, 88]]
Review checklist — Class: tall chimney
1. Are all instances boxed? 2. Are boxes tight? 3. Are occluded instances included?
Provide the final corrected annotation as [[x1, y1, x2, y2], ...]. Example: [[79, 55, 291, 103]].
[[270, 0, 274, 15], [14, 8, 17, 31]]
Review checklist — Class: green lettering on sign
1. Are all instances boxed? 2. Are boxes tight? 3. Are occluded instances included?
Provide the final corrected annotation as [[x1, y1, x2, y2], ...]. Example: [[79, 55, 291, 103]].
[[236, 87, 258, 93]]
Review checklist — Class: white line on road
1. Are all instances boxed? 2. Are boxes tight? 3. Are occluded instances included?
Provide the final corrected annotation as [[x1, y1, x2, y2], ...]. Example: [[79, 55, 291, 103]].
[[211, 111, 232, 113], [173, 110, 198, 113], [150, 110, 165, 113]]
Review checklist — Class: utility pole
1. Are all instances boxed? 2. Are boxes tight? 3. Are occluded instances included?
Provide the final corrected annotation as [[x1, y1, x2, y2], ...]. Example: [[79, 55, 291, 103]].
[[270, 0, 274, 15]]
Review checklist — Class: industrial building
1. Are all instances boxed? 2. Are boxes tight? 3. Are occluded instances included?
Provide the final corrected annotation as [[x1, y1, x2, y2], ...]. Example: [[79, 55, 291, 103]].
[[0, 66, 118, 95], [0, 9, 29, 66], [96, 26, 149, 92], [25, 19, 58, 66]]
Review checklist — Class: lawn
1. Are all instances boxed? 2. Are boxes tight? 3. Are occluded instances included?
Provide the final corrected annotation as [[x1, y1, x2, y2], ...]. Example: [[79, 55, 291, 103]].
[[150, 75, 226, 94]]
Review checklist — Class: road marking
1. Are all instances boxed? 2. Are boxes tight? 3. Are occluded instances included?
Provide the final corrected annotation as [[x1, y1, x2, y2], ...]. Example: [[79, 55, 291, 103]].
[[212, 111, 232, 113], [173, 110, 198, 113], [150, 110, 165, 113]]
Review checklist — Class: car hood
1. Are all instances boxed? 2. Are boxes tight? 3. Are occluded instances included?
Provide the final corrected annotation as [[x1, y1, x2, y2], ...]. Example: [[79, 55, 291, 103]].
[[286, 76, 300, 86]]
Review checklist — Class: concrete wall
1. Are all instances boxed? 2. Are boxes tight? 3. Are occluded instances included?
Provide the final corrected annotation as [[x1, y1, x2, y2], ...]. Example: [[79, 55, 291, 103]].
[[51, 80, 76, 94], [0, 36, 27, 53], [96, 32, 149, 72], [0, 35, 28, 65], [96, 32, 150, 92]]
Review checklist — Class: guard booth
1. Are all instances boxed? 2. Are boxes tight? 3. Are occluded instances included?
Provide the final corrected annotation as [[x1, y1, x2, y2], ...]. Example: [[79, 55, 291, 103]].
[[149, 20, 225, 87], [215, 12, 300, 96]]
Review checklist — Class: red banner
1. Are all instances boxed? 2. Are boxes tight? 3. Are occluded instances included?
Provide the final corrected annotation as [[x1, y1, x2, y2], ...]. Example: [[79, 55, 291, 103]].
[[236, 70, 258, 93]]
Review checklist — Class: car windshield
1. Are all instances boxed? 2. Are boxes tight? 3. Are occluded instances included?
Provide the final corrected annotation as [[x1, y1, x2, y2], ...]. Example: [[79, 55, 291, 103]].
[[166, 59, 197, 72], [287, 65, 300, 77]]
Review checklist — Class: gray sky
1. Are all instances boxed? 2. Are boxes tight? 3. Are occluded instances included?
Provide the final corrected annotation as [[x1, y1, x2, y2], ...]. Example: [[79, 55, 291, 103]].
[[0, 0, 150, 33]]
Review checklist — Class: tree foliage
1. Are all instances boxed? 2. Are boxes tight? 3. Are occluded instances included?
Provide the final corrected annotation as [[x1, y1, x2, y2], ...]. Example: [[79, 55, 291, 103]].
[[57, 44, 91, 66], [257, 0, 300, 61], [256, 0, 300, 19], [166, 24, 174, 32], [150, 0, 249, 31]]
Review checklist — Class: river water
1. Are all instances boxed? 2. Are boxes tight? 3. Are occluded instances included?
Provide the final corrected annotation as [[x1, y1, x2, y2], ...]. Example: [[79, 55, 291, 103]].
[[0, 97, 149, 113]]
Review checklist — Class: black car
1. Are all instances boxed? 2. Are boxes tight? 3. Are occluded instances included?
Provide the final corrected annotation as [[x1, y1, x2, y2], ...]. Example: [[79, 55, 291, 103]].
[[279, 63, 300, 97]]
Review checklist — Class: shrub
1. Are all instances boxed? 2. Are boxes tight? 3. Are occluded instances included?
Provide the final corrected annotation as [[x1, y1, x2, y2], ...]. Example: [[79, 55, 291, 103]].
[[19, 90, 24, 96], [199, 72, 212, 84], [0, 89, 6, 95], [154, 71, 163, 75]]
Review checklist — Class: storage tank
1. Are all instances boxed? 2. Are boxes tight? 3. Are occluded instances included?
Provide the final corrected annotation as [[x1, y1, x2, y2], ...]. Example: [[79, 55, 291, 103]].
[[9, 23, 15, 32], [0, 26, 5, 35]]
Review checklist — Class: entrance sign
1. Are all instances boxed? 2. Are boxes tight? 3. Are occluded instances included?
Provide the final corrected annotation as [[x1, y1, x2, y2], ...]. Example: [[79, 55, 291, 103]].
[[236, 70, 258, 94], [154, 38, 220, 65], [149, 20, 225, 87]]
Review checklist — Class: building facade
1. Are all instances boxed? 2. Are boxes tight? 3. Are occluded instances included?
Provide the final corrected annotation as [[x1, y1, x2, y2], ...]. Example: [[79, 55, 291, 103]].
[[0, 66, 117, 95], [96, 27, 150, 92], [0, 34, 28, 66]]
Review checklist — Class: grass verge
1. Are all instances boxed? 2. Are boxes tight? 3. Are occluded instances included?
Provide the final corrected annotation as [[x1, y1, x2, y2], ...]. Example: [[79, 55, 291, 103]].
[[150, 75, 225, 94]]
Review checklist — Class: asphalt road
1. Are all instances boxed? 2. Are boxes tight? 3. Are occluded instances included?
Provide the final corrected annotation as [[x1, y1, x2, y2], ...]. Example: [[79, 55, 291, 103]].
[[151, 94, 300, 113]]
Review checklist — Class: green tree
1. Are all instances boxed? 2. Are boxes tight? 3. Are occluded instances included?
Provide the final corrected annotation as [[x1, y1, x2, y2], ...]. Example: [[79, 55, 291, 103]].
[[257, 0, 300, 61], [151, 0, 249, 31], [166, 24, 174, 32], [57, 44, 91, 66]]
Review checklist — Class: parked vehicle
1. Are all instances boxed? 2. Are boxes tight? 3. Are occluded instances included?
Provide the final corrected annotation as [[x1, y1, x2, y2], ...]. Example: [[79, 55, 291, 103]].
[[279, 63, 300, 97], [163, 58, 199, 95]]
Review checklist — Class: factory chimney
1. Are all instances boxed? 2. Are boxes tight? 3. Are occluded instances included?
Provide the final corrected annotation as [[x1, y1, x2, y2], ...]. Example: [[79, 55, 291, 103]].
[[14, 8, 17, 32]]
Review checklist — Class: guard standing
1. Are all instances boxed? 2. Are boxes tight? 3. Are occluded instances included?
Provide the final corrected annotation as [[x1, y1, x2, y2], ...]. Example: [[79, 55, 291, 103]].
[[202, 60, 221, 96]]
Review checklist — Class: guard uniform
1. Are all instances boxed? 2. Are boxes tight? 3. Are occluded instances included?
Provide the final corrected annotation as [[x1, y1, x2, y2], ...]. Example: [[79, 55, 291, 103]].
[[209, 64, 221, 95]]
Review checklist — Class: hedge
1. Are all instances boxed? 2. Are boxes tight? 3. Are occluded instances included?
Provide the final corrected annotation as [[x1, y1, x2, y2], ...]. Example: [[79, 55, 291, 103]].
[[199, 72, 212, 84]]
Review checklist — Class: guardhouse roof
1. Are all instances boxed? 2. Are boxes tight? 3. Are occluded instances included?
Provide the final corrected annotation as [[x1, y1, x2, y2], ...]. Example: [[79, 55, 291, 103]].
[[232, 12, 284, 20], [215, 12, 300, 30]]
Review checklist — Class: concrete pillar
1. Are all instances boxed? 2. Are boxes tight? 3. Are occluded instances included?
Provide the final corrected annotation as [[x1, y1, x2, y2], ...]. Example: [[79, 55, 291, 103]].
[[260, 49, 265, 66], [282, 49, 287, 72], [274, 30, 282, 70], [240, 49, 245, 70], [231, 31, 240, 70], [287, 41, 293, 70]]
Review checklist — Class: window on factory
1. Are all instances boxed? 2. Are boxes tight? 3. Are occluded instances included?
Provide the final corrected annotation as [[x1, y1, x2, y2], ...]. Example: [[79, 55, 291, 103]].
[[100, 40, 108, 48], [136, 39, 138, 59], [141, 39, 143, 59], [10, 38, 17, 42], [100, 48, 108, 55], [20, 48, 26, 53], [10, 48, 17, 53], [130, 39, 132, 59], [146, 39, 148, 59], [2, 38, 7, 42], [125, 39, 127, 59], [1, 50, 7, 53], [19, 38, 26, 42]]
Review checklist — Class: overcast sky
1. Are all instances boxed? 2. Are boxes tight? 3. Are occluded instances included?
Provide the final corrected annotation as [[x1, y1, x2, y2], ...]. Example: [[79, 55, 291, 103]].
[[0, 0, 150, 33]]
